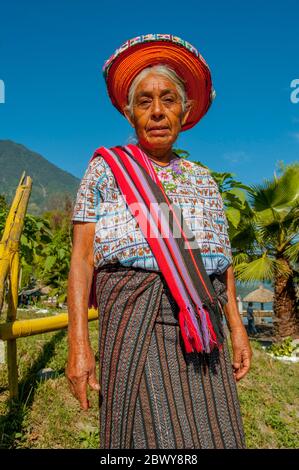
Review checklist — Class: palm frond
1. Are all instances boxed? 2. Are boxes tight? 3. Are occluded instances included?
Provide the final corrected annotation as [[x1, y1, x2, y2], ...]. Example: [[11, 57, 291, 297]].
[[250, 164, 299, 216], [254, 219, 281, 248], [232, 252, 251, 266], [284, 241, 299, 264], [234, 255, 274, 283], [233, 254, 291, 283]]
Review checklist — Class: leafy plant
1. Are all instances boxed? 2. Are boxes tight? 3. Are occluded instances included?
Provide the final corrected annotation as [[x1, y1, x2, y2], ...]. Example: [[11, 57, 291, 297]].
[[267, 337, 297, 357], [79, 429, 99, 448], [209, 171, 252, 230], [41, 227, 72, 302], [20, 214, 52, 286], [173, 148, 190, 159]]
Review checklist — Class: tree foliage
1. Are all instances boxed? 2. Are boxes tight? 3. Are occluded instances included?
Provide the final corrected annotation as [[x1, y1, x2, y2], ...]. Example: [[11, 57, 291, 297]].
[[231, 163, 299, 336], [0, 195, 73, 303]]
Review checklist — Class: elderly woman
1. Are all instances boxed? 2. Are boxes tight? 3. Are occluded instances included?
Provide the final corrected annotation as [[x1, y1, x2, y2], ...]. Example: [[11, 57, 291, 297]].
[[66, 34, 252, 449]]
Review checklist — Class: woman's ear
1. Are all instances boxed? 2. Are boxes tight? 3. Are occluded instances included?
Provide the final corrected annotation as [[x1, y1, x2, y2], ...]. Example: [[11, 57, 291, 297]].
[[181, 100, 193, 127], [123, 107, 136, 128]]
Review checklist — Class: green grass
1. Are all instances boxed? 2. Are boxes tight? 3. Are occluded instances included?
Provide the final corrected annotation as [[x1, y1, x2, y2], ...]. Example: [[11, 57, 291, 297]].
[[0, 311, 298, 448], [234, 340, 299, 449]]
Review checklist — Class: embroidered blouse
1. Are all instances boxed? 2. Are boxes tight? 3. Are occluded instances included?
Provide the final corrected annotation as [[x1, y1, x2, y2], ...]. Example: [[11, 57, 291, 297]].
[[72, 152, 233, 275]]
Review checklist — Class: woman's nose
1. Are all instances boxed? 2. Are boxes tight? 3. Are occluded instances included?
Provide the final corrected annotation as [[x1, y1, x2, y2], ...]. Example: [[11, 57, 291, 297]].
[[151, 97, 164, 118]]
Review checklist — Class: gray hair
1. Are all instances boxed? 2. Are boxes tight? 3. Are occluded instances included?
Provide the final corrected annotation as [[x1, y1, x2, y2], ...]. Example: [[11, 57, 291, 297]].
[[124, 65, 188, 118]]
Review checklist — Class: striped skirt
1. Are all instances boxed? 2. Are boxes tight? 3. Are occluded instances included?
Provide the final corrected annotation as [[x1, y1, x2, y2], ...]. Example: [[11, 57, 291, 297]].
[[96, 265, 246, 449]]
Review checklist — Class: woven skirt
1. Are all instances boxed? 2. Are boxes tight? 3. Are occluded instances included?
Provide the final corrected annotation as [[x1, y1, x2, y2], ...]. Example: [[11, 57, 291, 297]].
[[96, 265, 246, 449]]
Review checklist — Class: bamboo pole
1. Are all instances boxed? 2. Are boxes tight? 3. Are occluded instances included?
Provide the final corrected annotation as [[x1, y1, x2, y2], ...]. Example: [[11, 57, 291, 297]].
[[0, 309, 99, 340], [0, 172, 29, 313], [6, 249, 20, 398], [0, 173, 32, 399]]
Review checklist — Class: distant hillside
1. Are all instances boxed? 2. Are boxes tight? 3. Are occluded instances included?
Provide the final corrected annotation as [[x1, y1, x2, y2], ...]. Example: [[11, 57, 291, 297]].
[[0, 140, 80, 214]]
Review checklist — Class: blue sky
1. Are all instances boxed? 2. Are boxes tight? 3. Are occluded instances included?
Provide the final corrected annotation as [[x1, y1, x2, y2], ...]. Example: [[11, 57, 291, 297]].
[[0, 0, 298, 183]]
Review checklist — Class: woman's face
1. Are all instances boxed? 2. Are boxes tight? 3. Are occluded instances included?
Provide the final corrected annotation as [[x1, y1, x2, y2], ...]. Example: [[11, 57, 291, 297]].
[[124, 72, 191, 153]]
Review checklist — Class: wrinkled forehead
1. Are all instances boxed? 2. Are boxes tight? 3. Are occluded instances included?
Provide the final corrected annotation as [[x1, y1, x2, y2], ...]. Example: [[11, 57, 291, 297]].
[[134, 73, 180, 96]]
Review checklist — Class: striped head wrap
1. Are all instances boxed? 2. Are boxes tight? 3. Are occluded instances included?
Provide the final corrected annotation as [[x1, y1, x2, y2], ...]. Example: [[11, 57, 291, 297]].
[[102, 34, 216, 131]]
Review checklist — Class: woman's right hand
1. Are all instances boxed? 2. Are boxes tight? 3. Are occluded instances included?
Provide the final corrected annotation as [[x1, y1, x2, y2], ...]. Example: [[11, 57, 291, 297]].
[[66, 344, 100, 410]]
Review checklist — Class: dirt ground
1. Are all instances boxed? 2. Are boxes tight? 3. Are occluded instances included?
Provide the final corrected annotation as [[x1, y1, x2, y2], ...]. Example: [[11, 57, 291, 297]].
[[245, 324, 299, 346]]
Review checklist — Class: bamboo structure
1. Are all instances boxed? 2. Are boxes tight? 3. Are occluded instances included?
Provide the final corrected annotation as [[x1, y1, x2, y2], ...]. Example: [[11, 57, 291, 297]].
[[0, 173, 32, 398], [0, 309, 98, 341]]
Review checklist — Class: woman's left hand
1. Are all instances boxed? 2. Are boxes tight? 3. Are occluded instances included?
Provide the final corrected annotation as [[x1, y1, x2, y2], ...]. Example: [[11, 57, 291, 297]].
[[229, 326, 252, 381]]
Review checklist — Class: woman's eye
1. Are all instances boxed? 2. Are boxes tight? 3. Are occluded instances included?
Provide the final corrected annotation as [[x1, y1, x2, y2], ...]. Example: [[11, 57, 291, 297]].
[[139, 100, 151, 106], [163, 97, 176, 103]]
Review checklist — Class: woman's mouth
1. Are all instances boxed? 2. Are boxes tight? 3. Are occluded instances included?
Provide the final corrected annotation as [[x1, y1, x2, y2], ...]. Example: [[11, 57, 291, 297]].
[[147, 127, 169, 136]]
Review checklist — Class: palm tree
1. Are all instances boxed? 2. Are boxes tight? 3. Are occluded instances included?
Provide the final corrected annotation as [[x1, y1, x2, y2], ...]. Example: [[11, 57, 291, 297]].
[[231, 163, 299, 337]]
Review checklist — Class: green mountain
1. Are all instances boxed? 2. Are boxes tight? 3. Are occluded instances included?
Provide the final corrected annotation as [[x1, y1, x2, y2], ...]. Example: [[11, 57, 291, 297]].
[[0, 140, 80, 214]]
